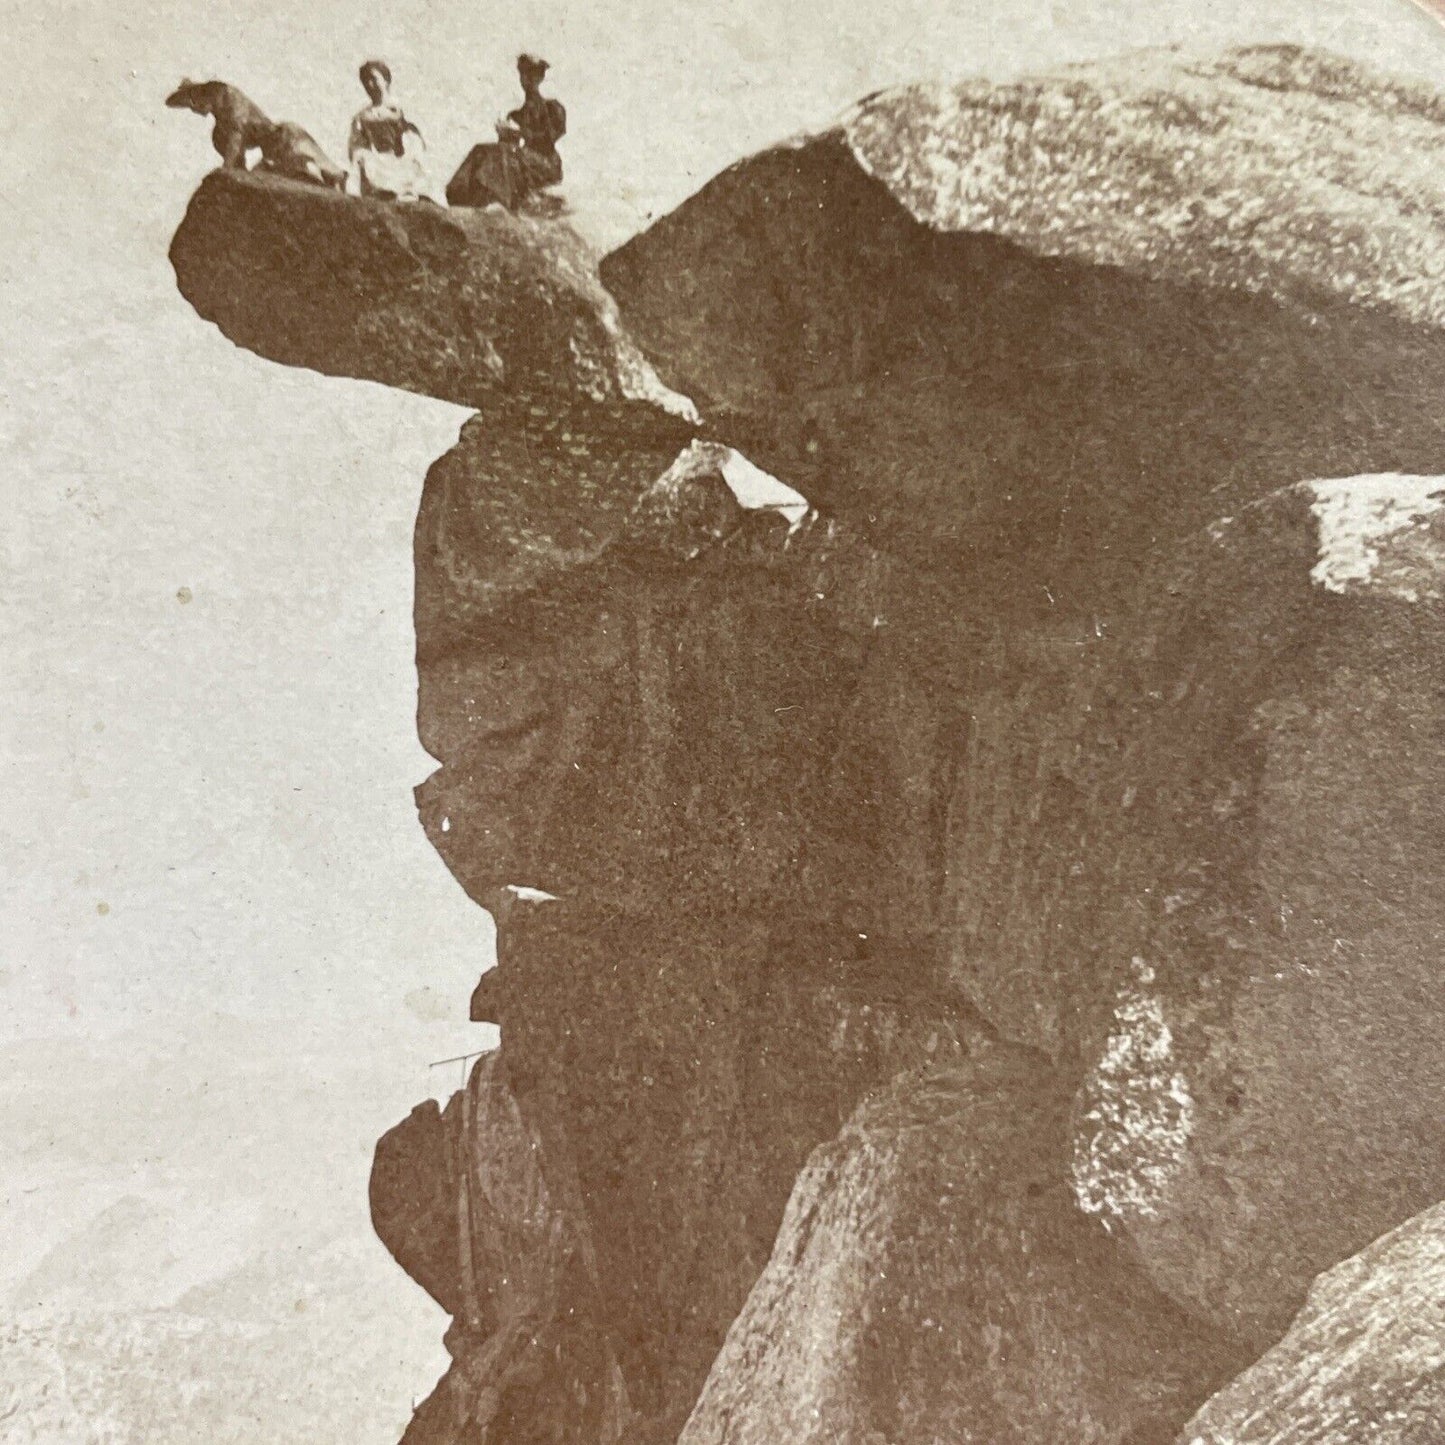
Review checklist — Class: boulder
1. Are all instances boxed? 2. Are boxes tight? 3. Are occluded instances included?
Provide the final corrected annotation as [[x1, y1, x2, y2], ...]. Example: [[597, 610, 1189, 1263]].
[[680, 1048, 1245, 1445], [603, 45, 1445, 585], [1068, 476, 1445, 1347], [1177, 1201, 1445, 1443], [169, 168, 695, 417]]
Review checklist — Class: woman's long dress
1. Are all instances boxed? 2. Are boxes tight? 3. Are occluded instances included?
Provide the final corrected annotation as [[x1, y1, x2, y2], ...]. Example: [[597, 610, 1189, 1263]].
[[349, 104, 442, 203], [446, 95, 566, 211]]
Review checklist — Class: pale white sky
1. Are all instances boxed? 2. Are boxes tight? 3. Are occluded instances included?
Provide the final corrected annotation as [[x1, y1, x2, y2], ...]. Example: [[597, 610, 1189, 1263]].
[[1, 0, 1443, 1432]]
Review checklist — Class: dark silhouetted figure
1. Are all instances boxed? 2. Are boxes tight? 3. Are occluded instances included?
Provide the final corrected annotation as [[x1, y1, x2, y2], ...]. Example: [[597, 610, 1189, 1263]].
[[447, 54, 566, 212], [165, 80, 347, 190]]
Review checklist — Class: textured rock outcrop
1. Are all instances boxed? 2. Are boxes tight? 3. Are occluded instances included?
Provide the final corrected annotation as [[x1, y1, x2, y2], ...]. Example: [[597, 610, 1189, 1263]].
[[1070, 477, 1445, 1347], [681, 1047, 1243, 1445], [1177, 1201, 1445, 1443], [599, 42, 1445, 1352], [845, 45, 1445, 328], [168, 41, 1445, 1444], [371, 1053, 631, 1444], [170, 168, 694, 416]]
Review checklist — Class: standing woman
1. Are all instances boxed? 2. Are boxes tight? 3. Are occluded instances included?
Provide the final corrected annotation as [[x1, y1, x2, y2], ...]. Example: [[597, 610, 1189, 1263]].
[[348, 60, 443, 203]]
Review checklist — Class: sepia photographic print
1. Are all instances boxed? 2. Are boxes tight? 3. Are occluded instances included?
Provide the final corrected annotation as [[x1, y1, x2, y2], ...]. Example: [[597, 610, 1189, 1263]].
[[6, 0, 1445, 1440]]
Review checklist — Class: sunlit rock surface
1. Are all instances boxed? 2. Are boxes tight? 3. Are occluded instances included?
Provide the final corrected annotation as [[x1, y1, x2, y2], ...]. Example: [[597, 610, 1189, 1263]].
[[1178, 1201, 1445, 1443], [845, 45, 1445, 328], [168, 41, 1445, 1444]]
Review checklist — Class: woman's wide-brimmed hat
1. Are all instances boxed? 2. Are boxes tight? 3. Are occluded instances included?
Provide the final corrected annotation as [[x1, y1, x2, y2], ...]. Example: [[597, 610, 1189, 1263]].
[[518, 53, 550, 75]]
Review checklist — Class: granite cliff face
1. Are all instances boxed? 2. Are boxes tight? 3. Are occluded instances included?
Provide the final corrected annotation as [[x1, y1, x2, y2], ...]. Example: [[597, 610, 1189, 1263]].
[[170, 43, 1445, 1443], [601, 42, 1445, 1348]]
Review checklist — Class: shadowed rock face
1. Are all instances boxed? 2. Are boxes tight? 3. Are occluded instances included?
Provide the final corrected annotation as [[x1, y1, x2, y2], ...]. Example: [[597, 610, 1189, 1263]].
[[170, 42, 1445, 1444], [372, 1054, 631, 1445], [1067, 480, 1445, 1344]]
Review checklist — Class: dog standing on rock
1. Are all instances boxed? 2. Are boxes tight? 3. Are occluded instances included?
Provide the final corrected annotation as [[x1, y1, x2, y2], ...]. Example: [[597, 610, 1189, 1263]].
[[166, 80, 347, 190]]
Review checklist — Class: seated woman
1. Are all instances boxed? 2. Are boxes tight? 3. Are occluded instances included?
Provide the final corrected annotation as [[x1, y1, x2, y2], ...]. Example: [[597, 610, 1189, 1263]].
[[446, 54, 566, 212], [348, 60, 443, 203]]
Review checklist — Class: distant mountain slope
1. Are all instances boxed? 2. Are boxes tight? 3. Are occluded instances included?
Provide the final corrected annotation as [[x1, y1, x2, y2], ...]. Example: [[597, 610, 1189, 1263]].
[[3, 1233, 442, 1445]]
